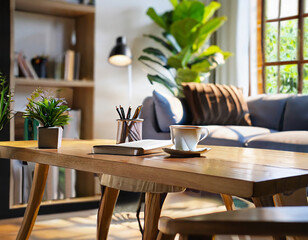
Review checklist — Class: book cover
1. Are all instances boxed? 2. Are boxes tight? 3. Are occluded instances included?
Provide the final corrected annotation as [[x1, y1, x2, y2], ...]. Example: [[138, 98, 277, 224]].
[[25, 59, 39, 80], [64, 50, 75, 81], [74, 52, 80, 80], [17, 52, 30, 78], [93, 139, 172, 156]]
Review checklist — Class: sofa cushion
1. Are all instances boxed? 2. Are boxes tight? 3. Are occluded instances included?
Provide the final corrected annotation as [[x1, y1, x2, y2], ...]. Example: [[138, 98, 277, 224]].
[[199, 125, 276, 147], [182, 83, 252, 126], [152, 90, 187, 132], [245, 131, 308, 153], [247, 94, 289, 130], [283, 95, 308, 131]]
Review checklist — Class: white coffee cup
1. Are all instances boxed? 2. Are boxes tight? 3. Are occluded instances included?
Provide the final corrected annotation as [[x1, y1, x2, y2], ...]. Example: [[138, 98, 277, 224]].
[[169, 125, 209, 151]]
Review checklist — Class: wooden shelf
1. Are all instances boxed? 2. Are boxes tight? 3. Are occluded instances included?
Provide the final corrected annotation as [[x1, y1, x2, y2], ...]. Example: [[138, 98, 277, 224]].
[[10, 195, 100, 209], [15, 0, 95, 17], [15, 78, 94, 88]]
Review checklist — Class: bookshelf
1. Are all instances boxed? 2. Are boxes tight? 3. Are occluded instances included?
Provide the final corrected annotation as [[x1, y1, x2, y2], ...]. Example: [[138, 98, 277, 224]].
[[0, 0, 98, 219]]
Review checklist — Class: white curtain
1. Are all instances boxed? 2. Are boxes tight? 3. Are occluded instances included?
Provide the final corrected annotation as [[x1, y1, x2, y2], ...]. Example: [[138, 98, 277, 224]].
[[216, 0, 258, 97]]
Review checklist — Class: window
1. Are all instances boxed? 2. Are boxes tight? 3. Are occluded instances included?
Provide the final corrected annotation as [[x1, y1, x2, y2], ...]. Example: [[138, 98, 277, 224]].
[[262, 0, 308, 94]]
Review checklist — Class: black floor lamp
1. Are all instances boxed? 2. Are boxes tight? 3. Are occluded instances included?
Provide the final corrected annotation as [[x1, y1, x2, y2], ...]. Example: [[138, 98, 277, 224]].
[[108, 36, 132, 104]]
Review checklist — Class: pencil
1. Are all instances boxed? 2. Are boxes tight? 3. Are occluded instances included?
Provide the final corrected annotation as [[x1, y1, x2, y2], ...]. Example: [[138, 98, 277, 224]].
[[119, 105, 125, 119], [116, 106, 122, 119], [126, 106, 132, 119]]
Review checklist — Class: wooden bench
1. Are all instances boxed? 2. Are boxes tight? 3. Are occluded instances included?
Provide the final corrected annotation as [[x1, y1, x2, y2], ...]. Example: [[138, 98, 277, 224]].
[[158, 206, 308, 240]]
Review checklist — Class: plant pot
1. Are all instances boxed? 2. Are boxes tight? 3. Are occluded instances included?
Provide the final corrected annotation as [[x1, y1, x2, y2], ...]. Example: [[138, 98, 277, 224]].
[[38, 127, 63, 149]]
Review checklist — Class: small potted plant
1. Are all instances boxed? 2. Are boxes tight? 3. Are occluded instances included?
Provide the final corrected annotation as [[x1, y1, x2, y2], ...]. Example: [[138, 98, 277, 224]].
[[0, 73, 13, 132], [23, 88, 71, 149]]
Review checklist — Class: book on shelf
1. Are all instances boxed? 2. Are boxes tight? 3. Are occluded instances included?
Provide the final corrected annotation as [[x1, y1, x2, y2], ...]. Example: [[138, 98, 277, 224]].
[[64, 50, 75, 81], [93, 139, 172, 156], [17, 52, 30, 78], [16, 52, 39, 79], [64, 50, 80, 81]]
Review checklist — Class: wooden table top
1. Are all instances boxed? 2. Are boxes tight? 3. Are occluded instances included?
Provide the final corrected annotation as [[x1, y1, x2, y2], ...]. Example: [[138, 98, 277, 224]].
[[1, 139, 308, 198]]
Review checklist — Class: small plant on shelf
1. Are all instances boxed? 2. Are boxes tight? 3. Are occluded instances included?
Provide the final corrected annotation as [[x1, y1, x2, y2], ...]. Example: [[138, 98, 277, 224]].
[[0, 73, 13, 132], [23, 88, 71, 148], [23, 88, 71, 127]]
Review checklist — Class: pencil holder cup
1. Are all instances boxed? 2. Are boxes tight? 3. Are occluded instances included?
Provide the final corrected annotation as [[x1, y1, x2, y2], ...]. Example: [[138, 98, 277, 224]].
[[116, 119, 143, 144]]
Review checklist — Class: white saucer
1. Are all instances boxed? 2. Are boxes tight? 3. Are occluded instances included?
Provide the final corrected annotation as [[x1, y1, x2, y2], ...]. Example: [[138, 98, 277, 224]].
[[162, 146, 211, 157]]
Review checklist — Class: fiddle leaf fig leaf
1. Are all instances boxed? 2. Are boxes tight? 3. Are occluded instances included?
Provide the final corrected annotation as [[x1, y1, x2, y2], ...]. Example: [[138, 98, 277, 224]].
[[168, 46, 191, 69], [173, 1, 205, 23], [193, 17, 227, 52], [191, 59, 211, 72], [169, 0, 178, 8], [203, 2, 221, 23], [176, 68, 200, 85], [147, 8, 167, 30], [170, 18, 199, 48], [143, 47, 168, 64]]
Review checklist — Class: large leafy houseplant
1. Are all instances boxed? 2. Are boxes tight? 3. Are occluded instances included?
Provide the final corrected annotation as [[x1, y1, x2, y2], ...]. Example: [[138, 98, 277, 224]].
[[139, 0, 231, 97], [0, 73, 13, 132]]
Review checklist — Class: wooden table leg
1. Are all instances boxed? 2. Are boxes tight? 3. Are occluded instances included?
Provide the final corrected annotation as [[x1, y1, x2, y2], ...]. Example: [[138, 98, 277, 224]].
[[220, 194, 235, 210], [97, 186, 120, 240], [143, 192, 166, 240], [17, 163, 49, 240]]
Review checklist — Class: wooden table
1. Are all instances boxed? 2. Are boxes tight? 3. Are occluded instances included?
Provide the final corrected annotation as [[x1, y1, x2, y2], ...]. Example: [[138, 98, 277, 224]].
[[1, 140, 308, 240]]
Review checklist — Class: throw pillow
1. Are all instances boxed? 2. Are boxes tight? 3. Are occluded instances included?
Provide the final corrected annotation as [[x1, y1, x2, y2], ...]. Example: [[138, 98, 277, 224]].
[[152, 90, 187, 132], [182, 83, 252, 126]]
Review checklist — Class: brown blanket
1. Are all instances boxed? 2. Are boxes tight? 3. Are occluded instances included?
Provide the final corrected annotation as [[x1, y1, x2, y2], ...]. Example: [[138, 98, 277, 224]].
[[182, 83, 252, 126]]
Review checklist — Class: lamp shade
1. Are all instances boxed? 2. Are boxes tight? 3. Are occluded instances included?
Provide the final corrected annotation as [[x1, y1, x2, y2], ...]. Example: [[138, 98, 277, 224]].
[[108, 36, 132, 67]]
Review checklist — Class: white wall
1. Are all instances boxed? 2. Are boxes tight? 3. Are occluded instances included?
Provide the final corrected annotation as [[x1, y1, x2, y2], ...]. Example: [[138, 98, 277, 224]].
[[94, 0, 172, 139]]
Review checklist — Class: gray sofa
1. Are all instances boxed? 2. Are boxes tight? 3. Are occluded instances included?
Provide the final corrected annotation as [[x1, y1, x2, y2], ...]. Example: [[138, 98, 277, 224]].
[[140, 94, 308, 153]]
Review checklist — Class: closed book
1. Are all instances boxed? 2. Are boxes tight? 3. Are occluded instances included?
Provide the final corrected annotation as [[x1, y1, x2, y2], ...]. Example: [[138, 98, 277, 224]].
[[64, 50, 75, 81], [93, 139, 172, 156]]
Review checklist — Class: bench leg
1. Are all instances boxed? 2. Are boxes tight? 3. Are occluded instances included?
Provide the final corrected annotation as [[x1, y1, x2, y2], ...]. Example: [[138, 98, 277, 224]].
[[17, 163, 49, 240], [273, 188, 308, 206], [143, 192, 166, 240], [252, 196, 275, 207], [97, 186, 120, 240], [220, 194, 235, 210], [156, 231, 176, 240]]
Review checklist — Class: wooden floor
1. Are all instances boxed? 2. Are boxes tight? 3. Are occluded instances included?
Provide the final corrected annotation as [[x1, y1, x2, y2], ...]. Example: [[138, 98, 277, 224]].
[[0, 209, 143, 240], [0, 191, 252, 240]]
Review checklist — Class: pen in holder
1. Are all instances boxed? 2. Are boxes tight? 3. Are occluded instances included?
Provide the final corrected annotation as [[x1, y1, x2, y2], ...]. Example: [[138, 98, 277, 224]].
[[116, 119, 144, 144]]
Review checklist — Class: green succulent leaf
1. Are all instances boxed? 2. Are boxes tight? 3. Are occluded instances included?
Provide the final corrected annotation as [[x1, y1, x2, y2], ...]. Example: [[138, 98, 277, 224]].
[[176, 68, 200, 85], [23, 88, 71, 127], [193, 16, 227, 51], [173, 1, 205, 23], [143, 34, 178, 54], [203, 1, 221, 23], [147, 7, 167, 30], [170, 18, 199, 48], [143, 47, 168, 64]]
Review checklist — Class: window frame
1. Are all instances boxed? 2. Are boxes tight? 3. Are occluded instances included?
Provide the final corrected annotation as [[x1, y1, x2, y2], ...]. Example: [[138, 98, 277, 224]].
[[261, 0, 306, 94]]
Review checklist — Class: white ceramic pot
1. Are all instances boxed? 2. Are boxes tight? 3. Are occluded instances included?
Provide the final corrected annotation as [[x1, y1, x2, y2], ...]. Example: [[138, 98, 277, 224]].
[[38, 127, 63, 149]]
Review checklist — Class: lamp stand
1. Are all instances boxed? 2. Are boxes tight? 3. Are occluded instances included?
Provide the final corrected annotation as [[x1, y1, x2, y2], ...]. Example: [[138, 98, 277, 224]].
[[128, 64, 132, 105]]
